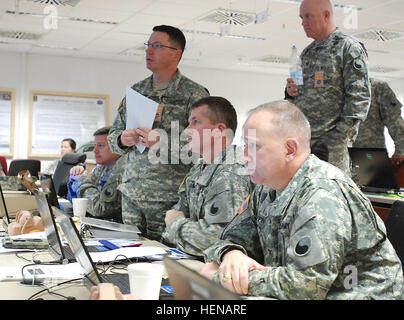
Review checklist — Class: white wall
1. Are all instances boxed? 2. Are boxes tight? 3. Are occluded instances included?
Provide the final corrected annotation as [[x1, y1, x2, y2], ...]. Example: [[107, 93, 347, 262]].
[[0, 50, 287, 168], [1, 50, 403, 166]]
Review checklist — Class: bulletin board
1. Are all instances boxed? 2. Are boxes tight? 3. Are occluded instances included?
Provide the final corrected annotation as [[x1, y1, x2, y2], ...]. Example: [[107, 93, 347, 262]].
[[0, 89, 16, 157], [28, 91, 109, 157]]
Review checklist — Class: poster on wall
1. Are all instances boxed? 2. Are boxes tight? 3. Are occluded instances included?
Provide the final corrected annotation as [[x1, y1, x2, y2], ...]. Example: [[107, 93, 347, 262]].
[[29, 91, 109, 157], [0, 89, 15, 156]]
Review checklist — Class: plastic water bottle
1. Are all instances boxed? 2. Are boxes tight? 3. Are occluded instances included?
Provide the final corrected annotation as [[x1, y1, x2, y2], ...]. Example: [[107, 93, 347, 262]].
[[290, 45, 304, 85]]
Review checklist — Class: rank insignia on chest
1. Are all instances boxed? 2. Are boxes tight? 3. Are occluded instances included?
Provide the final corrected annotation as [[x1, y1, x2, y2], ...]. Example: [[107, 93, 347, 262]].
[[314, 71, 324, 88], [239, 194, 251, 215], [178, 174, 188, 190], [154, 105, 163, 122]]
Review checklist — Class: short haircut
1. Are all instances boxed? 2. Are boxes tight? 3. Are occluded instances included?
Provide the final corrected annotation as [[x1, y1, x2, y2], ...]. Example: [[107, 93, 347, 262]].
[[248, 100, 311, 146], [62, 138, 76, 150], [153, 25, 186, 51], [191, 96, 238, 135], [93, 126, 111, 136]]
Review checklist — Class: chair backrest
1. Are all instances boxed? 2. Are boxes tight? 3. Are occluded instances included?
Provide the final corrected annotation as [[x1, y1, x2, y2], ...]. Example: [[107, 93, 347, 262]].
[[8, 159, 41, 177], [384, 200, 404, 265], [0, 156, 7, 175], [52, 152, 86, 197]]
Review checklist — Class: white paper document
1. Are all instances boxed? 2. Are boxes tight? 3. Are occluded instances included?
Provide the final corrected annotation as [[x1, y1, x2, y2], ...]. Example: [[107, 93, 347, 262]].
[[125, 87, 159, 153]]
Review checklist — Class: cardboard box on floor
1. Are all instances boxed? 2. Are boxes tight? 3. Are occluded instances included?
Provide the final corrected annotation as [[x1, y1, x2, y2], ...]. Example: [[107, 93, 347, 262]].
[[3, 191, 38, 217]]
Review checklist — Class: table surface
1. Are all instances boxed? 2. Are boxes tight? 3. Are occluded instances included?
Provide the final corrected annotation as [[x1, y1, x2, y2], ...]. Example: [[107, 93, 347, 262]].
[[0, 235, 203, 300]]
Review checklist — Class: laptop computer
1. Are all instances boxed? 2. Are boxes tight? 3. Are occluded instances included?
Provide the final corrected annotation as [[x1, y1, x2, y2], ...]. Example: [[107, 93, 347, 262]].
[[34, 189, 76, 263], [53, 206, 131, 294], [53, 207, 175, 298], [38, 173, 73, 214], [163, 256, 240, 300], [348, 147, 402, 193], [0, 184, 11, 230]]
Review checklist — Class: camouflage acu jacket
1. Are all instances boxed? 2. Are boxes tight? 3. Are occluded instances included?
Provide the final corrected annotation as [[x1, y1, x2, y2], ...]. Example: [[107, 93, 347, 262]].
[[108, 69, 209, 202], [354, 78, 404, 155], [205, 155, 403, 300], [73, 155, 126, 221], [291, 29, 371, 144], [162, 145, 252, 257]]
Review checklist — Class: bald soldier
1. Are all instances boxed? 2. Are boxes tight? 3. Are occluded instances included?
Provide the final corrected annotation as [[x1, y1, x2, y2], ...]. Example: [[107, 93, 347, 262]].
[[201, 100, 403, 300], [286, 0, 371, 173]]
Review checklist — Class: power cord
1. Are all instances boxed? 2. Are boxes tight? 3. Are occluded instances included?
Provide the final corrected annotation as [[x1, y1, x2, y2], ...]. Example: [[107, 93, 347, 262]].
[[26, 277, 82, 300]]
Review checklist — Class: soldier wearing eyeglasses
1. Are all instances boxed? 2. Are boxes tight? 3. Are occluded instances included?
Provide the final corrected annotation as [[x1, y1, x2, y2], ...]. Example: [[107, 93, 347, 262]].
[[108, 25, 209, 241]]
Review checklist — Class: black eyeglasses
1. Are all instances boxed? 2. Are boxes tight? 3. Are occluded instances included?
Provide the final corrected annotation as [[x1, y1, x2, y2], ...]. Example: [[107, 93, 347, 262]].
[[144, 42, 178, 51]]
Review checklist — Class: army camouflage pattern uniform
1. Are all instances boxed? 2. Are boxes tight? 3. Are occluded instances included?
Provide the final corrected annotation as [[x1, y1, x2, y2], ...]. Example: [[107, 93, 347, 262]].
[[204, 154, 404, 300], [162, 145, 253, 257], [108, 70, 209, 240], [0, 176, 36, 191], [354, 78, 404, 155], [72, 155, 126, 222], [288, 29, 371, 173]]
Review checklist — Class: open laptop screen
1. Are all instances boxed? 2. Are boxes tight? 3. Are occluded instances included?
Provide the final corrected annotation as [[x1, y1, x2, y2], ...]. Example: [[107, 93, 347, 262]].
[[52, 206, 101, 287], [348, 147, 399, 192], [164, 256, 240, 300], [0, 184, 10, 224], [38, 173, 60, 209], [34, 189, 64, 261]]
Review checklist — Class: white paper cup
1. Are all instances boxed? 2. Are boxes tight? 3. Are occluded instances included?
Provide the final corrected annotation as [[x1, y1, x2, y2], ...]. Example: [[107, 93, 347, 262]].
[[127, 263, 164, 300], [72, 198, 88, 218]]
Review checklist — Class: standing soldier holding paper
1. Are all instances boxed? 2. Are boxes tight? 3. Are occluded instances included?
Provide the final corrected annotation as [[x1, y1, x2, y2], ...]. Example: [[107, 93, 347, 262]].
[[108, 25, 209, 241]]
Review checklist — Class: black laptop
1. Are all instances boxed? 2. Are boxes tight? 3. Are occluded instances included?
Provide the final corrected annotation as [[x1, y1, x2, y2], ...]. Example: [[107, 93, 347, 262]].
[[0, 184, 14, 231], [348, 147, 401, 193], [38, 173, 73, 214]]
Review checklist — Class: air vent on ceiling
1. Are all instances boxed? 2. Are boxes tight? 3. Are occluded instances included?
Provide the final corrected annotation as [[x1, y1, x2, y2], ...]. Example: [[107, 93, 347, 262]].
[[182, 28, 265, 41], [25, 0, 81, 6], [355, 29, 404, 42], [118, 47, 145, 56], [199, 8, 255, 26], [6, 10, 118, 25], [370, 65, 401, 73], [0, 29, 42, 40], [256, 55, 289, 64]]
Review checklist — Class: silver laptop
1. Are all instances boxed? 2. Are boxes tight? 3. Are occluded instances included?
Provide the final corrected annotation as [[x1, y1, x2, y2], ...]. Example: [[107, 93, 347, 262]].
[[34, 189, 76, 263], [52, 206, 131, 294], [163, 256, 240, 300]]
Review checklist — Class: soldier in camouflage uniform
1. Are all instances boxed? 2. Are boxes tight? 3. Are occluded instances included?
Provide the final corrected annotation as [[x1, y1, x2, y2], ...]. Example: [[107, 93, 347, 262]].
[[354, 78, 404, 165], [286, 0, 371, 173], [108, 25, 209, 241], [201, 101, 403, 300], [162, 97, 252, 258], [70, 127, 124, 222]]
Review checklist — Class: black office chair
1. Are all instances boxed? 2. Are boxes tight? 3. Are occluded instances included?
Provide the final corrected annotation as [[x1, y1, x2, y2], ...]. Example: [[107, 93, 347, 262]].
[[8, 159, 41, 177], [384, 200, 404, 266], [52, 152, 86, 197]]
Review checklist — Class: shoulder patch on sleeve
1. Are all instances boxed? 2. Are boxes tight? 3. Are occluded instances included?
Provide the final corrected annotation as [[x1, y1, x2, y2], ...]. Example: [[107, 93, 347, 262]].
[[239, 194, 251, 215]]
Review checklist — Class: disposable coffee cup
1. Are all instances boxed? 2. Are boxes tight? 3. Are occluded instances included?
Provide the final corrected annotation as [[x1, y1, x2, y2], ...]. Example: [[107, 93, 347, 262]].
[[127, 263, 164, 300], [72, 198, 88, 218]]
